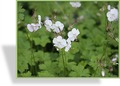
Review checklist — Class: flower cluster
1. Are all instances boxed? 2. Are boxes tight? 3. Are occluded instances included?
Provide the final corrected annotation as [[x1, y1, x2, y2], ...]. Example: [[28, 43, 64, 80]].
[[44, 19, 64, 33], [106, 5, 118, 22], [70, 2, 81, 8], [27, 15, 80, 52], [27, 23, 40, 32], [68, 28, 80, 41], [53, 28, 80, 52], [27, 15, 42, 32], [53, 36, 67, 51]]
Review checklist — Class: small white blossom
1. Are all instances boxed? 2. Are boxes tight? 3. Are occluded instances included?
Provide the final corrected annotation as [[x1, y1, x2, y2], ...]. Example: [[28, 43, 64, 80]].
[[112, 58, 117, 62], [38, 15, 42, 28], [68, 28, 80, 41], [107, 5, 111, 11], [27, 23, 40, 32], [70, 2, 81, 8], [55, 21, 64, 31], [112, 54, 118, 62], [106, 8, 118, 22], [51, 21, 64, 33], [115, 54, 118, 58], [65, 38, 71, 52], [51, 24, 60, 33], [101, 70, 105, 77], [44, 19, 53, 32], [53, 36, 67, 50]]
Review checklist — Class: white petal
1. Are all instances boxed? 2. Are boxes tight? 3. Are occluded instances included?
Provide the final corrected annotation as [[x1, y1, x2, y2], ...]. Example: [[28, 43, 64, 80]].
[[53, 38, 57, 44], [72, 28, 77, 33], [65, 44, 71, 52], [106, 8, 118, 22], [55, 21, 64, 31], [107, 5, 111, 10], [67, 38, 71, 44], [44, 19, 53, 31], [33, 24, 39, 31], [112, 58, 117, 62], [70, 2, 81, 8], [53, 36, 67, 49], [108, 17, 113, 22], [68, 32, 74, 41], [70, 37, 75, 41], [33, 26, 39, 31], [68, 31, 72, 38], [27, 24, 34, 32], [51, 24, 56, 30], [62, 39, 67, 46], [65, 47, 69, 52], [45, 19, 52, 26], [38, 15, 41, 21], [101, 70, 105, 77], [57, 36, 62, 40], [38, 15, 41, 25]]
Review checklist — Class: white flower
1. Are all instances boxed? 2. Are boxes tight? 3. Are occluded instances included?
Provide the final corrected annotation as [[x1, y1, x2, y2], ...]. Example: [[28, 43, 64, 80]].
[[38, 15, 42, 28], [68, 28, 80, 41], [27, 23, 40, 32], [107, 5, 111, 11], [115, 54, 118, 58], [106, 8, 118, 22], [65, 38, 71, 52], [70, 2, 81, 8], [112, 58, 117, 62], [112, 54, 118, 62], [55, 21, 64, 31], [51, 21, 64, 33], [44, 19, 53, 32], [51, 24, 60, 33], [101, 70, 105, 77], [53, 36, 67, 50]]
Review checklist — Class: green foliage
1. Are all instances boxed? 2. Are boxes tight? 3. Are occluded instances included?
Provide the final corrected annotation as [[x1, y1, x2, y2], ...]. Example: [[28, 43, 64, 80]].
[[17, 3, 25, 22], [31, 28, 50, 47], [17, 1, 118, 77], [20, 71, 32, 77], [69, 62, 90, 77]]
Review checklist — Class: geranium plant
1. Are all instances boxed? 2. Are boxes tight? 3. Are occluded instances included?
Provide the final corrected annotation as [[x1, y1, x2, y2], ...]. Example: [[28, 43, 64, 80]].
[[17, 1, 118, 77]]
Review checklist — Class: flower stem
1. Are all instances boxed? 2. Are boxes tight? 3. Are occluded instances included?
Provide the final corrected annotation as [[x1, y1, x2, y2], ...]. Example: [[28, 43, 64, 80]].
[[62, 50, 66, 75], [60, 49, 66, 76], [26, 33, 37, 76]]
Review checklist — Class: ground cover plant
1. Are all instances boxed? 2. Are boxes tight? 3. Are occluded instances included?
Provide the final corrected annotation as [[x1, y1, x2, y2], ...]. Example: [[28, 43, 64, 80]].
[[17, 1, 119, 77]]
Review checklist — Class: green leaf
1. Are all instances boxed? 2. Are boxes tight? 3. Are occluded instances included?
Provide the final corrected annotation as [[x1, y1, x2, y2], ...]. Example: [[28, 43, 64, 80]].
[[33, 36, 50, 47], [69, 63, 90, 77], [17, 55, 29, 73], [70, 42, 80, 54], [20, 71, 32, 77], [17, 3, 25, 21], [38, 71, 54, 77]]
